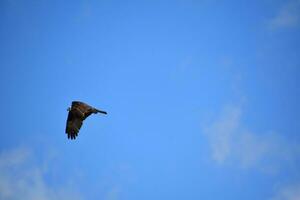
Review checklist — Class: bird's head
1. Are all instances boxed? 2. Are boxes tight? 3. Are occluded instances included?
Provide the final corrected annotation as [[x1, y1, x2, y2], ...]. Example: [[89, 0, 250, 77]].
[[67, 107, 71, 111]]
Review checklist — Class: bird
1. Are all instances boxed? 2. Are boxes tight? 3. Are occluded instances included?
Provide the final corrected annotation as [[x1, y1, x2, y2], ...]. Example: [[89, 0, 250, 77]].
[[65, 101, 107, 140]]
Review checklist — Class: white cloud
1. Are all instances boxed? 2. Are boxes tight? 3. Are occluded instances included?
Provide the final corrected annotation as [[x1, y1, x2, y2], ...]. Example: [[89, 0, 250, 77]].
[[271, 183, 300, 200], [203, 105, 241, 164], [0, 147, 30, 168], [269, 0, 300, 29], [202, 105, 300, 172], [0, 147, 83, 200]]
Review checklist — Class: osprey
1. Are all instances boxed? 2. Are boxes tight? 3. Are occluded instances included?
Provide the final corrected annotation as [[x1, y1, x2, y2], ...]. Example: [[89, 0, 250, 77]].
[[65, 101, 107, 140]]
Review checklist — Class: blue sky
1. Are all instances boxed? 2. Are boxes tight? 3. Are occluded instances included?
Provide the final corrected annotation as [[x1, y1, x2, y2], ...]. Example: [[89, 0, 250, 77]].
[[1, 0, 300, 199]]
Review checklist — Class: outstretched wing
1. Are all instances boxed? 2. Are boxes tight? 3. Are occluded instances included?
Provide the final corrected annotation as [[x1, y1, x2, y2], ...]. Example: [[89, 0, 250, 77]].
[[65, 110, 83, 139]]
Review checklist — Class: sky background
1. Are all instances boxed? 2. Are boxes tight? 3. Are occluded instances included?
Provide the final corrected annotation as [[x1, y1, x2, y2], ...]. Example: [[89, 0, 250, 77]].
[[1, 0, 300, 199]]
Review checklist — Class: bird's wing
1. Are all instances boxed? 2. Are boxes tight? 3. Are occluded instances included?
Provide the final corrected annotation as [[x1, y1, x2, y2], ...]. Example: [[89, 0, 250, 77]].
[[65, 110, 83, 140]]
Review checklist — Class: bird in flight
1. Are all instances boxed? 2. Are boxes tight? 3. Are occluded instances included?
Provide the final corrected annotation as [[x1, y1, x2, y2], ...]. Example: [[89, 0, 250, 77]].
[[65, 101, 107, 140]]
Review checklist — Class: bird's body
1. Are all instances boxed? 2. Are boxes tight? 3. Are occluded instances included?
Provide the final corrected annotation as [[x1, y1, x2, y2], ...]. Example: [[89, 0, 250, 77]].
[[65, 101, 107, 139]]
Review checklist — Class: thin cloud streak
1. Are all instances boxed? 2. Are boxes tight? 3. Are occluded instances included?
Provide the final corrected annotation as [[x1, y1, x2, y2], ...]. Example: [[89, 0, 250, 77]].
[[203, 105, 241, 164], [202, 105, 300, 172], [269, 0, 300, 29], [271, 183, 300, 200]]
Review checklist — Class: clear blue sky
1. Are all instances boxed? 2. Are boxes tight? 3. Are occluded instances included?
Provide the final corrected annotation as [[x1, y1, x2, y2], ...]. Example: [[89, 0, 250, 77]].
[[1, 0, 300, 199]]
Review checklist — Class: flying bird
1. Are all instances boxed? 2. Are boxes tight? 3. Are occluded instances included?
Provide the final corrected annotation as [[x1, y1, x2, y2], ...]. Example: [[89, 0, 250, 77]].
[[65, 101, 107, 140]]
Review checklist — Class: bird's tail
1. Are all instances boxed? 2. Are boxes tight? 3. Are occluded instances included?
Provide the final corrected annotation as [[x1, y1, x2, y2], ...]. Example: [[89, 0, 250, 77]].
[[95, 109, 107, 115]]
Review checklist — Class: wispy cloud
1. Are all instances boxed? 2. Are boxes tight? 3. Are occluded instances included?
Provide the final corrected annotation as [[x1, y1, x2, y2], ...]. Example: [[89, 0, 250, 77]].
[[202, 104, 300, 172], [105, 186, 120, 200], [269, 0, 300, 29], [202, 105, 241, 164], [0, 147, 83, 200], [271, 183, 300, 200]]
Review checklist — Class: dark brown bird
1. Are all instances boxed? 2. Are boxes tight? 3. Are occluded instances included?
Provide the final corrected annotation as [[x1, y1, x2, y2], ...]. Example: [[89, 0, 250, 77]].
[[65, 101, 107, 140]]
